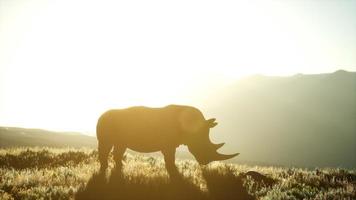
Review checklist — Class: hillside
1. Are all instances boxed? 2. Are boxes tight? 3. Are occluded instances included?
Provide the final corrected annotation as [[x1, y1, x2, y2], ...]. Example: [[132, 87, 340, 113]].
[[0, 127, 97, 148], [0, 147, 355, 200], [0, 70, 355, 169], [206, 70, 356, 169]]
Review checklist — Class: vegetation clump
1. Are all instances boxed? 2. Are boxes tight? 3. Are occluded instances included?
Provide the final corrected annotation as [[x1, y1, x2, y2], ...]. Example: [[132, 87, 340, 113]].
[[0, 148, 355, 200]]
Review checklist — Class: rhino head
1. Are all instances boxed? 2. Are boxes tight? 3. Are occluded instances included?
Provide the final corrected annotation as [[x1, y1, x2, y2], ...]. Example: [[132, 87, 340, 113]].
[[180, 110, 239, 165]]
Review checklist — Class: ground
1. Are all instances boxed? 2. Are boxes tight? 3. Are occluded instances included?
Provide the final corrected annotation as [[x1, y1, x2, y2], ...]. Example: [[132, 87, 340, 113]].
[[0, 148, 355, 200]]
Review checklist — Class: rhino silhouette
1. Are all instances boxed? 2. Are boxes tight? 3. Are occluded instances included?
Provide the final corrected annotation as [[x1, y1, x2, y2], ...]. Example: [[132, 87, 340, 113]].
[[97, 105, 238, 176]]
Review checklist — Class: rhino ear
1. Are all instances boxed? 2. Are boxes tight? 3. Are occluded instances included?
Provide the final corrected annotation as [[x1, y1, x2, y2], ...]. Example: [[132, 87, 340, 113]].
[[206, 118, 218, 128]]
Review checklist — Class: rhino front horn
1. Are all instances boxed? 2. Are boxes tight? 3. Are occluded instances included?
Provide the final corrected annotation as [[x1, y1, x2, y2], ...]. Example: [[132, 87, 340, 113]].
[[213, 152, 239, 161]]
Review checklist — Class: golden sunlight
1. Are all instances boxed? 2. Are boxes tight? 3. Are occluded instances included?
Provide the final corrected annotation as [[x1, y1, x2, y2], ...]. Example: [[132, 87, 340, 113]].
[[0, 0, 355, 132], [1, 1, 356, 199]]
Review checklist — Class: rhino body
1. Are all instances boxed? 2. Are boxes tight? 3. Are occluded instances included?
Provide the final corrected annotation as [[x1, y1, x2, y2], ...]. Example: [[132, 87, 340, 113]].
[[96, 105, 238, 176]]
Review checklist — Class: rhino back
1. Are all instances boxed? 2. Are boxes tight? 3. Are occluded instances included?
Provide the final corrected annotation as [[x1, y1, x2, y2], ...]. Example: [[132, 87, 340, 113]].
[[96, 105, 189, 150]]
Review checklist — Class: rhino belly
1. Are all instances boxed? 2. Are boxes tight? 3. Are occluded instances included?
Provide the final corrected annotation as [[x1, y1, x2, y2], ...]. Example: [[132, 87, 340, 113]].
[[114, 126, 179, 153]]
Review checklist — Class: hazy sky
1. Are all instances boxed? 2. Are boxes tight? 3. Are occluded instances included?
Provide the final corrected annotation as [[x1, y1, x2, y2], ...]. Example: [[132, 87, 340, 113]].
[[0, 0, 355, 132]]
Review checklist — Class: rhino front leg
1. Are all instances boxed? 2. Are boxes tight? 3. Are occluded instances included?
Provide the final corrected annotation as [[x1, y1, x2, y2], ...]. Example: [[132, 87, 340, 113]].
[[113, 145, 126, 169], [162, 148, 179, 178]]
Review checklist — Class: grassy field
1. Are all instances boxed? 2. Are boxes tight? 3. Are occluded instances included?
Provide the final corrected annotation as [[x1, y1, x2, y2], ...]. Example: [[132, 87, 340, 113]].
[[0, 148, 355, 200]]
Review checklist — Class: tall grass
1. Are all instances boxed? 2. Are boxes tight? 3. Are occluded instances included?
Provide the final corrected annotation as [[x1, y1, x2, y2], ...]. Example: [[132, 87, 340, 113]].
[[0, 148, 355, 200]]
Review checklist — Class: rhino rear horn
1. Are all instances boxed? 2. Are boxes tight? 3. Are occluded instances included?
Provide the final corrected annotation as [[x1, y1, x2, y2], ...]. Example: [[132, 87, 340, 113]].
[[213, 142, 225, 150]]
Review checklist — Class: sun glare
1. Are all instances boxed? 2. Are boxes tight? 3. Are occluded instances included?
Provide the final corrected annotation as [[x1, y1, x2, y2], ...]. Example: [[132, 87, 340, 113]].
[[0, 0, 355, 132]]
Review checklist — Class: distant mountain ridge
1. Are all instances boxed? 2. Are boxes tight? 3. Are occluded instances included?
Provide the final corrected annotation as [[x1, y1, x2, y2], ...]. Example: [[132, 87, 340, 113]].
[[208, 70, 356, 169], [1, 70, 355, 168], [0, 127, 97, 148]]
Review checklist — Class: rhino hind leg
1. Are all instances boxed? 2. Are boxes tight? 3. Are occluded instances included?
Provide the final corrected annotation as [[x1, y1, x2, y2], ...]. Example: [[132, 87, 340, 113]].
[[162, 148, 180, 178], [113, 145, 126, 168], [98, 140, 112, 172]]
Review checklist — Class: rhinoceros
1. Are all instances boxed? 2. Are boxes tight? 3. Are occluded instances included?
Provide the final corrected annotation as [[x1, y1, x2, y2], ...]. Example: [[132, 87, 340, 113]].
[[96, 105, 238, 175]]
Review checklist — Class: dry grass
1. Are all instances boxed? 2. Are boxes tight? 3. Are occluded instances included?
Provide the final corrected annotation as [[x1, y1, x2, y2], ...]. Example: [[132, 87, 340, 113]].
[[0, 148, 355, 200]]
